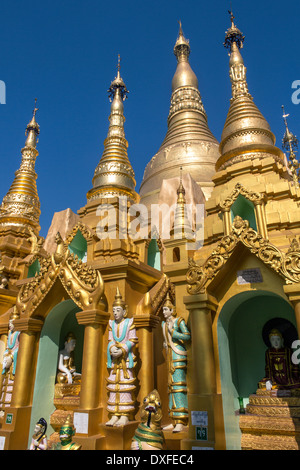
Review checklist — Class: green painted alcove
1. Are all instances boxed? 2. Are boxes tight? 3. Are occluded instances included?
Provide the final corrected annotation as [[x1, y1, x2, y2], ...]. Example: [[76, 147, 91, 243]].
[[28, 299, 83, 448], [217, 290, 296, 449], [68, 230, 87, 261], [230, 194, 257, 231], [147, 239, 161, 270], [27, 259, 40, 278]]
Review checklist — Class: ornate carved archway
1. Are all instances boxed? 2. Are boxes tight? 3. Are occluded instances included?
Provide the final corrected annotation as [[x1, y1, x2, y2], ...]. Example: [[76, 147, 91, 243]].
[[187, 216, 300, 295]]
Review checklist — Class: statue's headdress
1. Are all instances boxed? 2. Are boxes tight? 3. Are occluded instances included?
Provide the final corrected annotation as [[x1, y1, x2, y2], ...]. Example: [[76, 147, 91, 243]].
[[36, 417, 47, 436], [60, 414, 75, 437], [10, 306, 19, 322], [269, 328, 282, 339], [65, 332, 76, 343], [113, 287, 127, 315], [163, 292, 176, 315]]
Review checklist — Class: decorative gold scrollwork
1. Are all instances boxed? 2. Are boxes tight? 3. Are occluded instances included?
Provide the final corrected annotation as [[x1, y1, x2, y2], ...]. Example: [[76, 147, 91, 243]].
[[187, 215, 300, 294]]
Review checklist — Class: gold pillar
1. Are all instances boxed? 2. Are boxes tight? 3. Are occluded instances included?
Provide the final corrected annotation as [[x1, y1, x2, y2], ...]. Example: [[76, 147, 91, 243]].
[[0, 317, 43, 449], [182, 293, 218, 450], [76, 309, 110, 410], [283, 284, 300, 339], [223, 209, 231, 236], [0, 328, 8, 408], [11, 318, 43, 408], [254, 202, 267, 239], [134, 314, 160, 404]]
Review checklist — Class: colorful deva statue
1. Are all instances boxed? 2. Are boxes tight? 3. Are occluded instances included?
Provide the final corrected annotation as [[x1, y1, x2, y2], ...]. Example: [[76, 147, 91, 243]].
[[2, 307, 20, 376], [162, 293, 190, 432], [51, 414, 81, 450], [29, 417, 48, 450], [106, 287, 138, 427]]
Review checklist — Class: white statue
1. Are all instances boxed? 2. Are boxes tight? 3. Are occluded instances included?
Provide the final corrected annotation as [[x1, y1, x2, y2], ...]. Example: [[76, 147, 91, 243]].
[[56, 332, 81, 385], [29, 418, 48, 450], [2, 309, 20, 376]]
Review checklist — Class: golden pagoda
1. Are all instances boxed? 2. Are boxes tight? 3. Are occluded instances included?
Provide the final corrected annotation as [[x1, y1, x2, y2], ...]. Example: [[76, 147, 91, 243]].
[[139, 21, 220, 207], [0, 11, 300, 452]]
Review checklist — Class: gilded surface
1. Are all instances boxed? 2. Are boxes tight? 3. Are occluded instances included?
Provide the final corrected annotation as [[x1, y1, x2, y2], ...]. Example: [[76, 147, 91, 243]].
[[16, 236, 104, 316], [187, 215, 300, 294]]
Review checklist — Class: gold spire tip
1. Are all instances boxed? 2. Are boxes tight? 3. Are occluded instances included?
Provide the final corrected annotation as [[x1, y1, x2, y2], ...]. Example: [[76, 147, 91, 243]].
[[33, 98, 38, 117], [178, 20, 183, 35]]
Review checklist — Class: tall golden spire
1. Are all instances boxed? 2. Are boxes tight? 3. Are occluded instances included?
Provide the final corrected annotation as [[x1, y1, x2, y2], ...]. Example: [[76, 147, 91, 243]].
[[87, 56, 138, 203], [217, 11, 284, 171], [139, 22, 219, 207], [171, 167, 193, 239], [281, 105, 299, 187], [0, 100, 41, 233]]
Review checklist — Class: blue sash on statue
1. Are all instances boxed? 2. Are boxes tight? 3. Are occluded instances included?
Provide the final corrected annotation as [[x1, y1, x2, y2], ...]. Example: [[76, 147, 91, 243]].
[[107, 319, 134, 369]]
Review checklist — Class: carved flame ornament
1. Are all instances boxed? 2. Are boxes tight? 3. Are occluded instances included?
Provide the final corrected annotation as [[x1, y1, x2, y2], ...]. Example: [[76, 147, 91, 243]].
[[187, 216, 300, 295], [16, 234, 104, 316]]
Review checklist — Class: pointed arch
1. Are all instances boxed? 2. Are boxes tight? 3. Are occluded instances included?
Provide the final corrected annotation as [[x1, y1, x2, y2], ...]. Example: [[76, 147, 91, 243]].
[[219, 183, 267, 237], [16, 247, 105, 318], [187, 215, 300, 295]]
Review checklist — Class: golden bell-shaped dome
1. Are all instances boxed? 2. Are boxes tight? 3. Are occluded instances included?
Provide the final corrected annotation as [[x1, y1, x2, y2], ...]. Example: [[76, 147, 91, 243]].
[[139, 23, 220, 208], [217, 13, 284, 171]]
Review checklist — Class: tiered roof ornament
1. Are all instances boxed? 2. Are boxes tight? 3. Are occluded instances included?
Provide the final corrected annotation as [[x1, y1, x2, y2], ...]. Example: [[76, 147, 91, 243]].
[[281, 105, 299, 187], [217, 11, 284, 172], [87, 56, 138, 204], [0, 99, 41, 234]]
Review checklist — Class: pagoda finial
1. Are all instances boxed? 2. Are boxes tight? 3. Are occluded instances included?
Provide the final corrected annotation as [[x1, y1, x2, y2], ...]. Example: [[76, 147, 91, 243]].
[[0, 100, 41, 232], [87, 60, 137, 203], [177, 166, 186, 203], [108, 54, 129, 102], [25, 98, 40, 148], [178, 20, 183, 36], [33, 97, 38, 117], [281, 105, 299, 186], [174, 20, 190, 62], [223, 9, 245, 51]]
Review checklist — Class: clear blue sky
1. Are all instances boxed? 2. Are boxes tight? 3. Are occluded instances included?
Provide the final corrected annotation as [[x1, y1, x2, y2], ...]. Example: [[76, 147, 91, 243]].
[[0, 0, 299, 237]]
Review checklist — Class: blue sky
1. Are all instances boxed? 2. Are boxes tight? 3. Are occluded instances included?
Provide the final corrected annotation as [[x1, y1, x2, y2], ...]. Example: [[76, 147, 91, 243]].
[[0, 0, 299, 237]]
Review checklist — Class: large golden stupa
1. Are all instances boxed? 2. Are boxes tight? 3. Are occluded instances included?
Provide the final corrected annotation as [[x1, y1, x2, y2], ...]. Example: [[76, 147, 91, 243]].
[[0, 12, 300, 451], [139, 22, 220, 207]]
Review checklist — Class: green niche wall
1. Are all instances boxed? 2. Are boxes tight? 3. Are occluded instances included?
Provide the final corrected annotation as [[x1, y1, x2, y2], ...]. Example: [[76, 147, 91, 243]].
[[68, 230, 87, 261], [27, 259, 40, 278], [217, 290, 296, 450], [230, 194, 257, 230], [28, 299, 82, 448], [147, 239, 161, 270]]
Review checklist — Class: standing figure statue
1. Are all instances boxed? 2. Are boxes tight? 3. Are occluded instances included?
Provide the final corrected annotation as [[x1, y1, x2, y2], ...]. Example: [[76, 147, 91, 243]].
[[29, 417, 48, 450], [56, 332, 81, 385], [106, 287, 138, 427], [259, 328, 300, 390], [2, 308, 20, 376], [162, 293, 190, 433]]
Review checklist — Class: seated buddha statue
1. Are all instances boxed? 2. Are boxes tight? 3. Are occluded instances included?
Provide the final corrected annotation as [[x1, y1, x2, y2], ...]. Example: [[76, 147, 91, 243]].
[[56, 332, 81, 385], [259, 328, 300, 390]]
